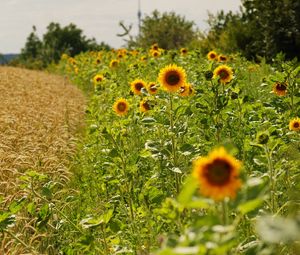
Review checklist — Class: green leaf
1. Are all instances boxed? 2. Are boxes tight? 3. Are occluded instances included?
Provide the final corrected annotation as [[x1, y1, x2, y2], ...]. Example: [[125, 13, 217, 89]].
[[0, 213, 16, 230], [41, 186, 52, 199], [177, 176, 206, 208], [171, 167, 182, 174], [238, 198, 264, 215], [141, 117, 156, 125], [80, 209, 114, 229], [27, 202, 36, 215], [9, 197, 27, 214], [108, 148, 120, 158]]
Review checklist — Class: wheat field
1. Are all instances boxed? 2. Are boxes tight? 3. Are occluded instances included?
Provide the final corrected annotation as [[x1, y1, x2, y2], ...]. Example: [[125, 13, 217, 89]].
[[0, 67, 86, 253]]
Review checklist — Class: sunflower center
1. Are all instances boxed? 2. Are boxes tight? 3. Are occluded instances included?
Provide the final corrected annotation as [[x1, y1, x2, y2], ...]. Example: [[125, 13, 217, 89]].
[[220, 56, 226, 61], [210, 54, 216, 59], [135, 83, 144, 91], [205, 159, 232, 185], [117, 102, 127, 112], [276, 83, 287, 91], [219, 70, 229, 79], [96, 77, 102, 82], [166, 71, 180, 86], [293, 122, 300, 128]]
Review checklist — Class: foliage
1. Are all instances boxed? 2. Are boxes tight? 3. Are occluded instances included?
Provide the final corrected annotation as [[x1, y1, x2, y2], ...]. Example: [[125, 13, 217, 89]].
[[126, 10, 199, 49], [16, 23, 111, 69], [200, 0, 300, 61]]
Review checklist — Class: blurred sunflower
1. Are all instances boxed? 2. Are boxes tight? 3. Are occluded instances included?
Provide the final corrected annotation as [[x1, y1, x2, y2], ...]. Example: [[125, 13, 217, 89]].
[[193, 147, 242, 201], [158, 64, 187, 92], [95, 58, 101, 64], [93, 74, 104, 84], [150, 50, 161, 58], [130, 79, 147, 95], [273, 82, 288, 96], [61, 53, 69, 60], [289, 118, 300, 131], [179, 83, 194, 97], [207, 51, 218, 61], [213, 65, 233, 84], [139, 99, 152, 112], [109, 59, 119, 68], [151, 43, 159, 51], [180, 48, 188, 55], [113, 98, 129, 116], [147, 82, 159, 95], [140, 56, 147, 62], [218, 55, 227, 62], [131, 49, 139, 56]]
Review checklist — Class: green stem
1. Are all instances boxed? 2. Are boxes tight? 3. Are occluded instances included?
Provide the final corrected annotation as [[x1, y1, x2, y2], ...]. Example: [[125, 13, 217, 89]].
[[101, 224, 109, 254], [264, 145, 276, 213], [169, 93, 180, 194], [221, 200, 229, 225]]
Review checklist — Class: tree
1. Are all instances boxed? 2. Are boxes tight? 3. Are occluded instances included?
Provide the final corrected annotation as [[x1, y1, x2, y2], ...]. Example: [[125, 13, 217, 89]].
[[20, 26, 42, 60], [128, 10, 198, 49], [19, 22, 111, 68], [203, 0, 300, 61]]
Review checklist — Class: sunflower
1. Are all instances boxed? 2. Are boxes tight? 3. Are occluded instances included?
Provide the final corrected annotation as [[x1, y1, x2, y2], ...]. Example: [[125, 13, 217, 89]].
[[140, 56, 147, 62], [193, 147, 242, 201], [179, 83, 194, 97], [93, 74, 104, 84], [213, 65, 233, 84], [131, 49, 139, 56], [95, 58, 101, 64], [218, 55, 227, 62], [130, 79, 147, 95], [207, 51, 218, 61], [151, 43, 159, 51], [147, 82, 159, 95], [273, 82, 288, 96], [113, 98, 129, 116], [289, 118, 300, 131], [61, 53, 69, 60], [180, 48, 188, 55], [158, 64, 187, 92], [150, 50, 161, 58], [109, 59, 119, 68], [139, 99, 152, 112]]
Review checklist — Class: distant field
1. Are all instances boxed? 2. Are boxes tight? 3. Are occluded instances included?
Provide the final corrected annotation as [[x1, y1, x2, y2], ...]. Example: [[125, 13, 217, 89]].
[[0, 54, 19, 65]]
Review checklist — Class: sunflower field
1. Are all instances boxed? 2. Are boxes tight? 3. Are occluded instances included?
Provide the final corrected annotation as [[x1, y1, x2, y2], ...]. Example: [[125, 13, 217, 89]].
[[2, 46, 300, 254]]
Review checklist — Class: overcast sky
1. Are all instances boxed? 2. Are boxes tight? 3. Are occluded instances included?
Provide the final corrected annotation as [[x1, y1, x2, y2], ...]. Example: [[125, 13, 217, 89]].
[[0, 0, 241, 53]]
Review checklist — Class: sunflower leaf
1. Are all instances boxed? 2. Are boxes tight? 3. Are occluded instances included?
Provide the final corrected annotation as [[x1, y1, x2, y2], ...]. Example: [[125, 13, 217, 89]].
[[238, 198, 264, 215]]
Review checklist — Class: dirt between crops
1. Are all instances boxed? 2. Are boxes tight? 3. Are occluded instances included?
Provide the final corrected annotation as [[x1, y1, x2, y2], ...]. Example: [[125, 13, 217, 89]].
[[0, 66, 86, 204]]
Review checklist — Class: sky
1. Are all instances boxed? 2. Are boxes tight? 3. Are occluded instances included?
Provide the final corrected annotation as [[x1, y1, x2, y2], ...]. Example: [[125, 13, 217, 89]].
[[0, 0, 242, 53]]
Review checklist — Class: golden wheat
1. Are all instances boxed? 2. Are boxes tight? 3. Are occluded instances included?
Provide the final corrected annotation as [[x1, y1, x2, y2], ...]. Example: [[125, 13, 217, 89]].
[[0, 67, 86, 254]]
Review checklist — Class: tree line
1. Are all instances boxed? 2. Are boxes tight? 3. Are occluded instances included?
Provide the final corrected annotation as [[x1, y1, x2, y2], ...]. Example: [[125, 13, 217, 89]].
[[11, 0, 300, 68]]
